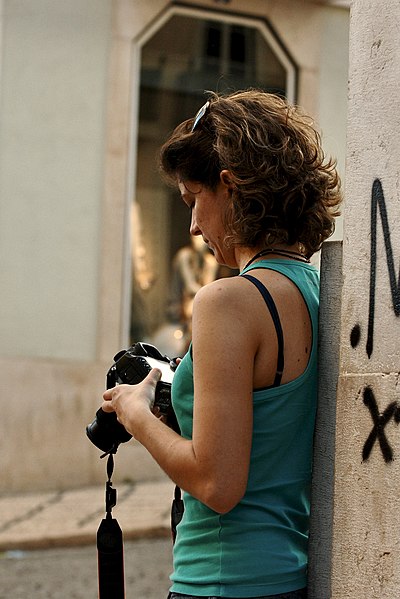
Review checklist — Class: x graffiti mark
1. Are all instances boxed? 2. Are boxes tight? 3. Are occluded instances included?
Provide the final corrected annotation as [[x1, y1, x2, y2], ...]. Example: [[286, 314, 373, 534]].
[[362, 386, 400, 462]]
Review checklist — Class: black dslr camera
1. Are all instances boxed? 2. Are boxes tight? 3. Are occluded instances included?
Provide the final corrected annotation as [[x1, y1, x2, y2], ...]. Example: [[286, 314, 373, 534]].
[[86, 342, 178, 455]]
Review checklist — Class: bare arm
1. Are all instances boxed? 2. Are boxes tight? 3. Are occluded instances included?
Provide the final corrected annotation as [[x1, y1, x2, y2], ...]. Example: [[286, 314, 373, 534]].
[[102, 278, 257, 513]]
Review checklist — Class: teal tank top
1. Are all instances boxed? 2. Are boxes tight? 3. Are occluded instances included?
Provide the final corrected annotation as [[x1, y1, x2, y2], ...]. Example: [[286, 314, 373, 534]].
[[170, 259, 319, 597]]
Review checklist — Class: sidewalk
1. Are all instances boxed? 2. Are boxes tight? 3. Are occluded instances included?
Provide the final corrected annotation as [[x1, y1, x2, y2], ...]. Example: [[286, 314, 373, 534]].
[[0, 480, 173, 552]]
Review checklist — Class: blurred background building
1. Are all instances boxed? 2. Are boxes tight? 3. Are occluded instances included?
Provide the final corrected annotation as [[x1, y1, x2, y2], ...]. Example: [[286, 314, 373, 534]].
[[0, 0, 349, 492]]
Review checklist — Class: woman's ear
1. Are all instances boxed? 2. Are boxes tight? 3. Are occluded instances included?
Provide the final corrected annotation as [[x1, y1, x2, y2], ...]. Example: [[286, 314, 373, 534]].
[[220, 169, 234, 190]]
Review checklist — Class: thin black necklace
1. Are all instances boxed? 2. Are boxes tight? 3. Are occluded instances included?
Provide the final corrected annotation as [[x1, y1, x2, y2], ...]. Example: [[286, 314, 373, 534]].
[[242, 248, 310, 271]]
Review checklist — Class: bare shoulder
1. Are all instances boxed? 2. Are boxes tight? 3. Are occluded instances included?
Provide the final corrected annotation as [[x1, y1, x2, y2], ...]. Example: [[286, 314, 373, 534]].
[[194, 270, 295, 305], [193, 276, 250, 315]]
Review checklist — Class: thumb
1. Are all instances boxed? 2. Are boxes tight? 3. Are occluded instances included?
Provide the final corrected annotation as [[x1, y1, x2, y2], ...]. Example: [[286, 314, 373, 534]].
[[145, 368, 162, 386]]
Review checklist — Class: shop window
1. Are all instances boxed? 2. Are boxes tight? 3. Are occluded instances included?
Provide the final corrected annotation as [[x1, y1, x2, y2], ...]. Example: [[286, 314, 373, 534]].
[[130, 7, 296, 357]]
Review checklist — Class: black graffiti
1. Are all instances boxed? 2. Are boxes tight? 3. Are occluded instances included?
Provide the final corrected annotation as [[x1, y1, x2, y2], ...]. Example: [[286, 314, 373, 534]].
[[350, 323, 361, 348], [362, 386, 400, 463], [366, 178, 400, 358], [349, 179, 400, 462]]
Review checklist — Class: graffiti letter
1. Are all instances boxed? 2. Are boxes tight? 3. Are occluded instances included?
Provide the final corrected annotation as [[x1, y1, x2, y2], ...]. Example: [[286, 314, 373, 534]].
[[362, 386, 400, 462], [366, 179, 400, 358]]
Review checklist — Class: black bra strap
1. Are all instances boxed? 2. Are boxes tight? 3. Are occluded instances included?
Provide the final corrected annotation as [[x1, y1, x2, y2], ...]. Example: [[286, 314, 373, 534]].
[[241, 274, 284, 386]]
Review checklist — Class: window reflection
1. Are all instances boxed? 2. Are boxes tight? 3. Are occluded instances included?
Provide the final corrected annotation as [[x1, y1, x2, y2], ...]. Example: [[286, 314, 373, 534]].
[[130, 12, 294, 357]]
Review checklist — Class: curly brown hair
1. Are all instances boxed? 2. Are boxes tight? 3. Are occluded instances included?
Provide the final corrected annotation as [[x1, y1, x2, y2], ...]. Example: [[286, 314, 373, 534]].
[[159, 89, 341, 257]]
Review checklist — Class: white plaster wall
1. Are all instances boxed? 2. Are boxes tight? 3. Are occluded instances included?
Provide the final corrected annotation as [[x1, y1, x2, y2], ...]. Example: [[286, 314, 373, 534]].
[[0, 0, 182, 494], [318, 6, 349, 241], [0, 0, 111, 361], [332, 1, 400, 596], [0, 0, 3, 86]]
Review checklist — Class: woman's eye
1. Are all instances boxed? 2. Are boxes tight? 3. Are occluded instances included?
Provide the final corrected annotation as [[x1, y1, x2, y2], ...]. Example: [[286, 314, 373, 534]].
[[181, 194, 194, 210], [186, 199, 194, 211]]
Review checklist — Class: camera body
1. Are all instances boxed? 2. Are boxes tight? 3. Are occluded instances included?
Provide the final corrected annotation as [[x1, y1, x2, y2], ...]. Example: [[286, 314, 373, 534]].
[[86, 342, 177, 454]]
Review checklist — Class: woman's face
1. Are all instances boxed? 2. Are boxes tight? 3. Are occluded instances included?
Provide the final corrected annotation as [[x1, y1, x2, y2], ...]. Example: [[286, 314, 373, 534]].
[[178, 176, 236, 267]]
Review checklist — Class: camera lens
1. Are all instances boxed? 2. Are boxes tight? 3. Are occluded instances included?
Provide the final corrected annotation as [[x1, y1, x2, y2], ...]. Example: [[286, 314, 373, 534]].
[[86, 408, 132, 453]]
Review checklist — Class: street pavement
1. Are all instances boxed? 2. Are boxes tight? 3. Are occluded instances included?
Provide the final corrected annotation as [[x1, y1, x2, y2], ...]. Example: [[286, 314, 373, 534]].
[[0, 479, 174, 551], [0, 538, 173, 598]]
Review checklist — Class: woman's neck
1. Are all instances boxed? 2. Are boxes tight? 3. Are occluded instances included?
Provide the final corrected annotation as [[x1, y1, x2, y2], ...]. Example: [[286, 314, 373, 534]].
[[238, 244, 309, 272]]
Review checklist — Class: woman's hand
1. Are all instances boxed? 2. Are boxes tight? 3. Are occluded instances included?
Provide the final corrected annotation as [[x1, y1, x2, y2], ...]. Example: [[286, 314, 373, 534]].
[[101, 368, 162, 436]]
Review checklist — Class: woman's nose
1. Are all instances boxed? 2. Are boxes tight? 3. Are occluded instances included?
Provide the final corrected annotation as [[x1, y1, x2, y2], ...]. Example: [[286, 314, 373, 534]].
[[190, 212, 200, 237]]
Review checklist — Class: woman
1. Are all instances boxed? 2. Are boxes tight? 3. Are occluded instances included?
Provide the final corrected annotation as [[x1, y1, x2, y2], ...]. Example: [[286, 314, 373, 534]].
[[102, 90, 341, 598]]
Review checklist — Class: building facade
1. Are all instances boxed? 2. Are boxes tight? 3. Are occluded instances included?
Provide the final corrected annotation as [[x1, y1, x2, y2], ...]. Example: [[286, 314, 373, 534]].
[[0, 0, 349, 492]]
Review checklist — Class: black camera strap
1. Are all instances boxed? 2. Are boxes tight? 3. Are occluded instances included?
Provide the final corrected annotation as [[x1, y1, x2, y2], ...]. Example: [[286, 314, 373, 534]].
[[97, 453, 125, 599]]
